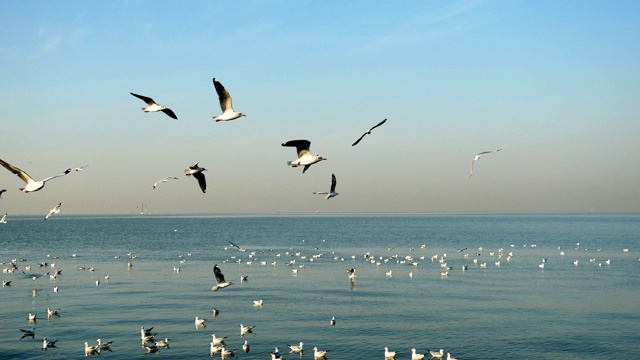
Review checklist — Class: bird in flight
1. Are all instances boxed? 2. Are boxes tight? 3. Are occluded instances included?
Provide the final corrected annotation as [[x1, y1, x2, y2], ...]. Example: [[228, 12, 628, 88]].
[[212, 78, 245, 122], [282, 140, 326, 174], [45, 203, 62, 220], [352, 118, 387, 146], [212, 264, 234, 291], [469, 149, 502, 178], [130, 92, 178, 119], [313, 173, 339, 200], [153, 176, 178, 190], [0, 158, 71, 193], [184, 163, 207, 193]]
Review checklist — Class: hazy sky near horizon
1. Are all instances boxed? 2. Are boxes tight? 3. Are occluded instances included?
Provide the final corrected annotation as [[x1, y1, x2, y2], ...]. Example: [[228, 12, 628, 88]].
[[0, 0, 639, 215]]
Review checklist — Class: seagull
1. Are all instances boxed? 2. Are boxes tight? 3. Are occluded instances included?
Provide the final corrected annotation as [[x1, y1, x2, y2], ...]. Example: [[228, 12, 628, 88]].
[[212, 78, 245, 122], [211, 334, 227, 346], [220, 346, 237, 357], [28, 313, 37, 322], [44, 203, 62, 220], [71, 165, 89, 172], [47, 308, 60, 317], [0, 213, 6, 224], [252, 299, 263, 306], [287, 342, 304, 353], [84, 341, 100, 356], [145, 344, 160, 354], [20, 327, 36, 339], [313, 346, 329, 358], [384, 347, 397, 358], [152, 176, 178, 189], [97, 339, 113, 350], [240, 324, 255, 336], [184, 162, 207, 193], [242, 340, 250, 353], [410, 348, 426, 360], [270, 346, 283, 360], [140, 326, 155, 339], [228, 241, 243, 251], [195, 316, 206, 327], [213, 264, 234, 291], [469, 149, 502, 178], [313, 173, 339, 199], [346, 268, 356, 279], [154, 338, 170, 348], [42, 337, 58, 349], [447, 353, 458, 360], [352, 118, 387, 146], [330, 316, 336, 326], [428, 349, 444, 359], [0, 158, 71, 193], [3, 280, 11, 286], [282, 140, 326, 173], [130, 92, 177, 119]]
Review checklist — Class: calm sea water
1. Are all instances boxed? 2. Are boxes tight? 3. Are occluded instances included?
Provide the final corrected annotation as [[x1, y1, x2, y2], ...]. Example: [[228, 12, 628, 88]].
[[0, 213, 639, 360]]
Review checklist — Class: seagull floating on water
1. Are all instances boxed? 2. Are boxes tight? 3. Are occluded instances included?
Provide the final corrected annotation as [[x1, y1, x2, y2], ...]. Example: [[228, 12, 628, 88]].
[[346, 268, 356, 279], [282, 140, 326, 174], [20, 327, 35, 339], [130, 92, 177, 119], [213, 264, 234, 291], [184, 162, 207, 193], [469, 149, 502, 178], [42, 337, 58, 349], [428, 348, 444, 359], [313, 173, 339, 199], [0, 158, 71, 193], [242, 340, 250, 353], [287, 341, 304, 353], [212, 78, 245, 122], [447, 353, 458, 360], [84, 341, 100, 356], [211, 334, 227, 346], [384, 346, 397, 358], [411, 348, 426, 360], [240, 323, 255, 336], [153, 176, 178, 189], [195, 316, 206, 327], [97, 338, 113, 350], [352, 118, 387, 146], [154, 338, 170, 348], [313, 346, 329, 358], [252, 299, 263, 306]]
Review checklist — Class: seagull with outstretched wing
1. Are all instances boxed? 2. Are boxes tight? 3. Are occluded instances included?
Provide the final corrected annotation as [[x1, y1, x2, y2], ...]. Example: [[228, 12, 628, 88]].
[[352, 118, 387, 146], [212, 264, 234, 291], [130, 92, 178, 119], [469, 149, 502, 178], [0, 159, 71, 193]]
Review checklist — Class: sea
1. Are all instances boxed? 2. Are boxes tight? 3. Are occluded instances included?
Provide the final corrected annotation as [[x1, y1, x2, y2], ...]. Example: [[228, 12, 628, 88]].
[[0, 213, 639, 360]]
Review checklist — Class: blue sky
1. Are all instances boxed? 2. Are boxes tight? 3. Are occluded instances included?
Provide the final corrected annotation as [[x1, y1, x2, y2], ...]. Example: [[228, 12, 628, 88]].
[[0, 0, 638, 215]]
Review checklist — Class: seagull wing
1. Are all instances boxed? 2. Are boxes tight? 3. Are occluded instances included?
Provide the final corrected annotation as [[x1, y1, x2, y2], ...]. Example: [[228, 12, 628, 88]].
[[369, 118, 387, 131], [313, 192, 329, 195], [0, 158, 35, 185], [302, 165, 311, 174], [41, 168, 72, 183], [192, 172, 207, 193], [213, 78, 234, 112], [330, 174, 337, 193], [161, 108, 178, 120], [351, 132, 367, 146], [130, 93, 157, 106], [229, 241, 241, 249], [213, 265, 226, 284], [281, 140, 311, 158]]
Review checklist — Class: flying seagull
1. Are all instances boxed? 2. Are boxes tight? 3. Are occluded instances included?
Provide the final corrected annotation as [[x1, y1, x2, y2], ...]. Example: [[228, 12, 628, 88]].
[[45, 203, 61, 220], [313, 174, 339, 199], [212, 264, 234, 291], [212, 78, 245, 122], [185, 163, 207, 193], [352, 118, 387, 146], [0, 213, 7, 224], [469, 149, 502, 178], [282, 140, 326, 174], [153, 176, 178, 189], [71, 165, 89, 172], [130, 92, 178, 119], [0, 158, 71, 193]]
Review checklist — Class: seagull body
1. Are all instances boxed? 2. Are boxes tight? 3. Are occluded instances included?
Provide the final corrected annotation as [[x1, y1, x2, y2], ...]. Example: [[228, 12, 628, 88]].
[[84, 341, 100, 355], [384, 346, 397, 358], [195, 316, 206, 327], [288, 342, 304, 353], [45, 202, 61, 219], [330, 316, 336, 326], [185, 162, 207, 193], [47, 307, 60, 317], [469, 149, 502, 178], [411, 348, 426, 360], [153, 176, 178, 189], [211, 334, 227, 346], [352, 118, 387, 146], [0, 159, 71, 193], [220, 346, 236, 357], [270, 346, 282, 359], [97, 339, 113, 350], [42, 337, 58, 349], [347, 268, 356, 279], [213, 264, 234, 291], [314, 173, 339, 199], [242, 340, 250, 353], [313, 346, 329, 358], [252, 299, 263, 306], [20, 327, 36, 339], [212, 78, 245, 122], [240, 324, 255, 336], [447, 353, 458, 360], [154, 338, 170, 348], [130, 92, 177, 119], [282, 140, 326, 173], [28, 313, 37, 321], [429, 349, 444, 359]]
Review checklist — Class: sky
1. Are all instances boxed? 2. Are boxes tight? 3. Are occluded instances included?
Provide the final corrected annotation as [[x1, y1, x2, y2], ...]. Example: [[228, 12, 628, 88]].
[[0, 0, 639, 215]]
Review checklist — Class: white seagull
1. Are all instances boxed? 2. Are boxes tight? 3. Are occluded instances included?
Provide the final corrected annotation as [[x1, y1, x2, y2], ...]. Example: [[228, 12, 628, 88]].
[[346, 268, 356, 279], [240, 324, 255, 336], [282, 139, 326, 174], [42, 337, 58, 349], [287, 342, 304, 353], [384, 346, 397, 358], [469, 149, 502, 178], [313, 346, 329, 358], [84, 341, 100, 356], [0, 213, 7, 224], [428, 349, 444, 359], [411, 348, 426, 360], [313, 173, 339, 199], [447, 353, 458, 360], [252, 299, 263, 306], [212, 264, 234, 291], [242, 340, 250, 353], [130, 92, 178, 119], [0, 158, 71, 193], [97, 338, 113, 350], [44, 203, 62, 220], [152, 176, 178, 189], [184, 162, 207, 193], [211, 334, 227, 346], [195, 316, 206, 327], [352, 118, 387, 146], [212, 78, 245, 122]]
